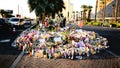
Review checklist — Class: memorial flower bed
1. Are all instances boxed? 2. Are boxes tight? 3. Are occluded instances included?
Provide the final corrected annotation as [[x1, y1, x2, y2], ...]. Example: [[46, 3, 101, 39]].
[[15, 27, 109, 59]]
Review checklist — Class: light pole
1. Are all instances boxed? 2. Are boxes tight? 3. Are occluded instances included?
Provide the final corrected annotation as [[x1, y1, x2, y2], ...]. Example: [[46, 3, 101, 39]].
[[67, 0, 70, 23], [18, 5, 19, 15]]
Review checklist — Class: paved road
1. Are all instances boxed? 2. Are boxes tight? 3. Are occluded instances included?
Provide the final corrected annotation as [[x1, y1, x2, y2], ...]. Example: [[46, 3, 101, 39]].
[[67, 23, 120, 56], [0, 26, 31, 68]]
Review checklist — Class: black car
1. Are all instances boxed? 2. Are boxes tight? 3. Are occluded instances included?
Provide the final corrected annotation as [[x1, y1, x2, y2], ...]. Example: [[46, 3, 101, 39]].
[[0, 18, 13, 31]]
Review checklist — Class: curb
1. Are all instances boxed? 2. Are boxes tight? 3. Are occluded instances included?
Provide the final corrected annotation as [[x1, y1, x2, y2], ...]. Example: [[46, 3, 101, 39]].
[[10, 23, 37, 68], [10, 51, 24, 68], [71, 22, 120, 30]]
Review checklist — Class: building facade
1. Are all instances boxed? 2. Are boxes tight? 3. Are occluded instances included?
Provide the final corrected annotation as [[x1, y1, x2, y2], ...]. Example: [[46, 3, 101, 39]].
[[97, 0, 120, 18], [62, 0, 73, 22]]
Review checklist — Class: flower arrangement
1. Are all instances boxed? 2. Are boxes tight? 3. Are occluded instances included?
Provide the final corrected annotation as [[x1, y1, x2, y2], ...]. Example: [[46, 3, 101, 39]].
[[15, 27, 109, 59]]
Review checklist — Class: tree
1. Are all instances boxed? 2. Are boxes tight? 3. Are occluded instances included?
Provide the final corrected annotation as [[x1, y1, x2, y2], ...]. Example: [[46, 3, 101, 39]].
[[115, 0, 119, 22], [100, 0, 106, 23], [118, 6, 120, 17], [87, 5, 93, 22], [76, 11, 79, 21], [72, 11, 75, 20], [81, 5, 87, 22], [28, 0, 65, 20], [0, 9, 14, 18], [110, 4, 115, 22], [95, 0, 98, 22], [80, 11, 83, 20]]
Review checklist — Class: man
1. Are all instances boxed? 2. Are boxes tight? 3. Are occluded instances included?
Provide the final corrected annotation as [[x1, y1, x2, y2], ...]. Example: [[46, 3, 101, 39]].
[[63, 17, 66, 27]]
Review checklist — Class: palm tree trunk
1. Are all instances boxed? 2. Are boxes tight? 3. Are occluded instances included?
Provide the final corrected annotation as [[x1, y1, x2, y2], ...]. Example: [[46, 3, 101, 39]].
[[103, 0, 106, 23], [118, 6, 120, 17], [83, 11, 86, 23], [87, 10, 91, 22], [95, 0, 98, 22], [112, 8, 115, 22], [115, 0, 119, 22], [81, 11, 83, 20]]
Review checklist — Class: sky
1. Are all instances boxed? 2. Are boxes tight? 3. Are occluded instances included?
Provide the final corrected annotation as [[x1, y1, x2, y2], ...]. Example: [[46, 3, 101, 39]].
[[0, 0, 96, 18], [70, 0, 96, 12]]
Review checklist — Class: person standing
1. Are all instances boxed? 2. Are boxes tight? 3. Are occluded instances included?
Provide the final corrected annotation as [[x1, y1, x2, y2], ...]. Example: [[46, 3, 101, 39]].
[[62, 17, 66, 27]]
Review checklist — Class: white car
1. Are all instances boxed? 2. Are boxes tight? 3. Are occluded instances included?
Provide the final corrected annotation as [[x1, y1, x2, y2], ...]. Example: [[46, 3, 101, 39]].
[[9, 17, 24, 26]]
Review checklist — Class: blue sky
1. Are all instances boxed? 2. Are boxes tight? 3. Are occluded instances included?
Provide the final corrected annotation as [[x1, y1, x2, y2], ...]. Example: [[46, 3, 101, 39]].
[[0, 0, 96, 18]]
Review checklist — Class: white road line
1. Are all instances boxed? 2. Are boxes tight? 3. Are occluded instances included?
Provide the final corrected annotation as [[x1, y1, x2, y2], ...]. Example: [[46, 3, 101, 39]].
[[106, 50, 119, 57], [0, 39, 10, 43]]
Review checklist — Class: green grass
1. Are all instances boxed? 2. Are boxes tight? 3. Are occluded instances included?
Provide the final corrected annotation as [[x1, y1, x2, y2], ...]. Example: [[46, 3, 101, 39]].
[[85, 21, 120, 28], [85, 22, 101, 26]]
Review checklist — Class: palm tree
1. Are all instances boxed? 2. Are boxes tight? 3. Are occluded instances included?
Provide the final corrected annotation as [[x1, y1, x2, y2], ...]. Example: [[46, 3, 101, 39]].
[[49, 0, 65, 18], [28, 0, 47, 20], [115, 0, 119, 22], [80, 11, 83, 20], [81, 5, 87, 22], [76, 11, 79, 20], [28, 0, 65, 20], [100, 0, 106, 23], [72, 11, 75, 20], [95, 0, 98, 22], [118, 6, 120, 17], [87, 5, 93, 22], [110, 4, 115, 22]]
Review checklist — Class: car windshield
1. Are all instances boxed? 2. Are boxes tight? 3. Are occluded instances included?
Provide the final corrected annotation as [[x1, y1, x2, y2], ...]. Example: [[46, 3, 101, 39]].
[[10, 18, 19, 21]]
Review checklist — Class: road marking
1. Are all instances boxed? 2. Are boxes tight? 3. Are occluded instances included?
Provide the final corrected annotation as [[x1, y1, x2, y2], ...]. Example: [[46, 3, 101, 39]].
[[106, 50, 119, 57], [0, 39, 10, 43]]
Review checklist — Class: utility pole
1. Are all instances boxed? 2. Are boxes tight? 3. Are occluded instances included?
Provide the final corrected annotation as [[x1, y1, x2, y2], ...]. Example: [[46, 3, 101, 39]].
[[18, 5, 19, 14], [67, 0, 70, 23], [103, 0, 106, 23], [95, 0, 98, 22]]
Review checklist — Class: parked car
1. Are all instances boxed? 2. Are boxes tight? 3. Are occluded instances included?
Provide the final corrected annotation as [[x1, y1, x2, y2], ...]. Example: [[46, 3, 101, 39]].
[[0, 18, 13, 31], [23, 19, 31, 28], [9, 17, 24, 27]]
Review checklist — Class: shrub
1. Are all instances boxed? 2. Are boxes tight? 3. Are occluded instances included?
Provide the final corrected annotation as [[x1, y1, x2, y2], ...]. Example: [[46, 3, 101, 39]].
[[102, 23, 111, 27], [117, 23, 120, 28], [85, 22, 101, 26], [87, 22, 93, 25], [92, 22, 100, 26], [85, 22, 92, 25]]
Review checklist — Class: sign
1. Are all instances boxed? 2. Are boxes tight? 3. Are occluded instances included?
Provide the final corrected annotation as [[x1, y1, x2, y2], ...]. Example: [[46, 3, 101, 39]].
[[77, 21, 83, 28]]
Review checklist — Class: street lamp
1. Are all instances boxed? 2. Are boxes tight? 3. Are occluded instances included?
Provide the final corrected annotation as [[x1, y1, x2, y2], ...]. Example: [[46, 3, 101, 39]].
[[67, 0, 70, 23]]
